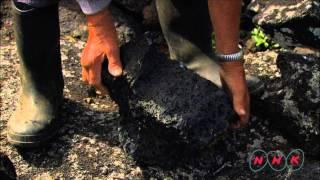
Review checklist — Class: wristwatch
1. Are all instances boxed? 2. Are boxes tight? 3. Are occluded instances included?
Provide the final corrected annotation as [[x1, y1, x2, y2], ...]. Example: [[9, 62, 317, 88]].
[[215, 48, 244, 62]]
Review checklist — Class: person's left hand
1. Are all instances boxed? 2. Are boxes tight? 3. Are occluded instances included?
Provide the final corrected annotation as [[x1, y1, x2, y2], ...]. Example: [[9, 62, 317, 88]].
[[81, 8, 122, 95]]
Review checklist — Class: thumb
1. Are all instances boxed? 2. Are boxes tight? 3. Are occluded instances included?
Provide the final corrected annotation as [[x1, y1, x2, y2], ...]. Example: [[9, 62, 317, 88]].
[[106, 52, 123, 77], [237, 108, 249, 126]]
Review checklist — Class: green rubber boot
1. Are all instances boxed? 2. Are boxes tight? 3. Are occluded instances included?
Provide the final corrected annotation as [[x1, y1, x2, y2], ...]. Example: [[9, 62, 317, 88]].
[[7, 2, 64, 147], [156, 0, 263, 93]]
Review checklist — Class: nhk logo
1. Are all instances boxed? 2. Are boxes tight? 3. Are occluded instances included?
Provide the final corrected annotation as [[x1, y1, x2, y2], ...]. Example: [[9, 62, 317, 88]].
[[249, 149, 304, 172]]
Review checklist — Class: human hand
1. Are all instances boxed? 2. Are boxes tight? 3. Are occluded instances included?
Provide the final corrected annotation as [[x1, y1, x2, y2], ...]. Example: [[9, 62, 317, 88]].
[[81, 8, 122, 95], [220, 61, 250, 128]]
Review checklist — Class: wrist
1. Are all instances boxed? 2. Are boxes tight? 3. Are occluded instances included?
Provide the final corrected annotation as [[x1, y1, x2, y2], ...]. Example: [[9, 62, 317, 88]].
[[220, 60, 245, 78], [215, 43, 239, 54], [86, 8, 118, 45], [220, 61, 244, 72], [215, 46, 244, 63], [87, 8, 111, 27]]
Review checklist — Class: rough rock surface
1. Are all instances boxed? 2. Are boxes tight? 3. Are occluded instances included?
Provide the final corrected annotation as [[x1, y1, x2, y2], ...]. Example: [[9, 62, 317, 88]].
[[142, 0, 159, 26], [0, 152, 17, 180], [111, 5, 143, 45], [248, 0, 320, 48], [250, 0, 320, 26], [1, 0, 320, 179], [253, 52, 320, 156], [102, 38, 233, 166], [113, 0, 152, 14]]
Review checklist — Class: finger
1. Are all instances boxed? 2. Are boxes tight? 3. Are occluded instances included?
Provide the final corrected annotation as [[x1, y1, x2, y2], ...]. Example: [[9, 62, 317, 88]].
[[88, 61, 102, 86], [107, 53, 123, 77], [81, 68, 89, 83], [240, 94, 251, 127], [87, 58, 109, 95], [231, 121, 241, 129], [81, 46, 91, 83], [233, 95, 250, 127], [94, 83, 109, 95], [237, 108, 249, 126]]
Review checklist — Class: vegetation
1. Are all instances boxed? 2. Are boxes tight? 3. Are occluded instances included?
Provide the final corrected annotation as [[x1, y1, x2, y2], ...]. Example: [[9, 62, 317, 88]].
[[251, 27, 280, 50]]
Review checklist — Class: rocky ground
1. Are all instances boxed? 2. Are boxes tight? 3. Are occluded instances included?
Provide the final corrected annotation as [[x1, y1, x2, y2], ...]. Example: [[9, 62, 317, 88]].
[[1, 0, 319, 179]]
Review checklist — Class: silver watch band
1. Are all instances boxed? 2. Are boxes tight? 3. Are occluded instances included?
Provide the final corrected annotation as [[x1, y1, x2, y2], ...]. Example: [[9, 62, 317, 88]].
[[216, 48, 244, 62]]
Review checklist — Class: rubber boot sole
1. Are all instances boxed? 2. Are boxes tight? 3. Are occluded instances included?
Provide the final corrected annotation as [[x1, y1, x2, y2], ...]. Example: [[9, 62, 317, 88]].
[[7, 120, 61, 148]]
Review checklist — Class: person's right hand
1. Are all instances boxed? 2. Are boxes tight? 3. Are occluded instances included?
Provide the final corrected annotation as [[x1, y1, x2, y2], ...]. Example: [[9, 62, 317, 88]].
[[81, 8, 122, 95], [220, 61, 250, 129]]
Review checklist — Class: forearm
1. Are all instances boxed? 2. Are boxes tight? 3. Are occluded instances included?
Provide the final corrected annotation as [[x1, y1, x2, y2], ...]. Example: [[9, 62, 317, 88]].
[[208, 0, 242, 54], [208, 0, 249, 127]]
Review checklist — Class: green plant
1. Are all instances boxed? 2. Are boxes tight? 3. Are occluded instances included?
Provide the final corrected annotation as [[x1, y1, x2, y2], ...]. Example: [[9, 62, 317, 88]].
[[251, 27, 280, 49], [251, 27, 269, 48]]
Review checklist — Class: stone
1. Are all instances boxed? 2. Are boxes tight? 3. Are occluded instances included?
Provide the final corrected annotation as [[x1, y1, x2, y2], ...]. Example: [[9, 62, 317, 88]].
[[112, 0, 152, 14], [246, 0, 270, 13], [247, 0, 320, 48], [287, 161, 320, 180], [252, 0, 320, 26], [109, 5, 142, 46], [293, 47, 320, 57], [102, 38, 234, 166], [58, 4, 87, 40], [142, 0, 159, 26], [0, 152, 17, 180], [253, 52, 320, 156]]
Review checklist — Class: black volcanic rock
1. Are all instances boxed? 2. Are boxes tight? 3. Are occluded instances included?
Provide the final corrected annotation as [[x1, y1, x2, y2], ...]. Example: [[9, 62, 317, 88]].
[[0, 152, 16, 180], [253, 52, 320, 157], [247, 0, 320, 48], [112, 0, 151, 14], [102, 38, 234, 165]]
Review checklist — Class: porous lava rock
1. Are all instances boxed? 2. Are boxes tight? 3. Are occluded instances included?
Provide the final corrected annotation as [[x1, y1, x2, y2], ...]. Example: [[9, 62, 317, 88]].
[[102, 38, 234, 165], [112, 0, 152, 14], [0, 152, 16, 180], [253, 52, 320, 157], [248, 0, 320, 48]]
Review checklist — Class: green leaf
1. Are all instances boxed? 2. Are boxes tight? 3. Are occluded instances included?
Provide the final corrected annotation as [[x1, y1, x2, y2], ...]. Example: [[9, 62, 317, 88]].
[[273, 43, 280, 48], [258, 31, 265, 38], [252, 28, 259, 35], [256, 40, 263, 46]]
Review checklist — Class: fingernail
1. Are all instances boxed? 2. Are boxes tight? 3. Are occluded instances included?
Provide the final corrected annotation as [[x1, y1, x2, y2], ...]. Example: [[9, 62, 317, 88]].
[[239, 109, 246, 115], [110, 68, 122, 76]]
